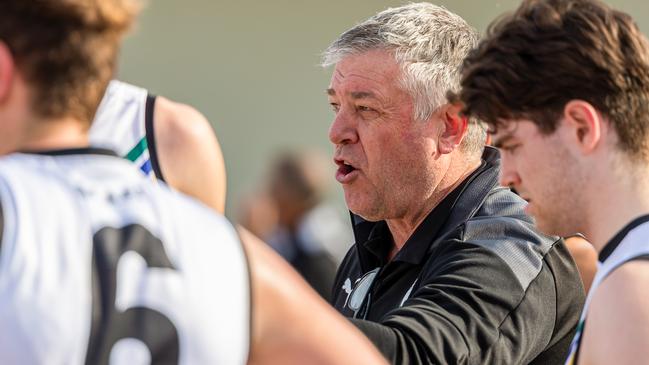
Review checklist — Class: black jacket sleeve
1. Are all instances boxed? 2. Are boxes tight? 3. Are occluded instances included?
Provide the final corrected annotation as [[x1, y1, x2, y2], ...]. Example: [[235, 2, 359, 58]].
[[350, 241, 568, 365]]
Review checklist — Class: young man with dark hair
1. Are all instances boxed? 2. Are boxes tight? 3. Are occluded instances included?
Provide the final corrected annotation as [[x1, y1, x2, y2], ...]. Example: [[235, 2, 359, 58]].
[[0, 1, 386, 363], [453, 0, 649, 364]]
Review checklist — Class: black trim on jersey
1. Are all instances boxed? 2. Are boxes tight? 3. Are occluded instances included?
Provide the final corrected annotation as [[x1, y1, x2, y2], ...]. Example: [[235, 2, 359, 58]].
[[21, 147, 119, 157], [628, 254, 649, 262], [145, 94, 165, 182], [599, 214, 649, 262]]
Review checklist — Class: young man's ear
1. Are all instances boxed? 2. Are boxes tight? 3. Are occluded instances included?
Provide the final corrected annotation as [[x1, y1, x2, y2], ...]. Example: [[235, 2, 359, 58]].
[[0, 42, 14, 103], [437, 103, 468, 154], [563, 100, 602, 155]]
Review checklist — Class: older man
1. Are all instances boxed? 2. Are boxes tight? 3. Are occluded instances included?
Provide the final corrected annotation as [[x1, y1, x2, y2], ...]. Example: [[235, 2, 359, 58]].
[[323, 3, 584, 364], [453, 1, 649, 364]]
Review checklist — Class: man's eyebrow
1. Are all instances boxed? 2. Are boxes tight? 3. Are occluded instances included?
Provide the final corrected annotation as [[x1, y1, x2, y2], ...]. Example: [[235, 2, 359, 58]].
[[492, 133, 514, 149], [350, 91, 376, 99], [326, 89, 378, 99]]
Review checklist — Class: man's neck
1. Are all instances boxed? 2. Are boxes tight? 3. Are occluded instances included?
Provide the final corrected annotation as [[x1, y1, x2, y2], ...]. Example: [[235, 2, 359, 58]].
[[386, 157, 481, 258], [585, 166, 649, 253], [19, 116, 89, 152]]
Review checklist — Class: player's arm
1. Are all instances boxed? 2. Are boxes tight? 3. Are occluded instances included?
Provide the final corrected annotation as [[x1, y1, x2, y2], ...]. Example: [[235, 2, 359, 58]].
[[238, 228, 387, 365], [578, 260, 649, 365], [564, 235, 598, 293], [153, 96, 227, 214]]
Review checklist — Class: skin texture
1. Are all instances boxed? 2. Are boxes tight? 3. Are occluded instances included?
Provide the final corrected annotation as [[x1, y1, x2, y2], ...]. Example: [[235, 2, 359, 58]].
[[153, 96, 227, 214], [327, 49, 479, 252], [0, 41, 386, 364], [491, 100, 649, 365]]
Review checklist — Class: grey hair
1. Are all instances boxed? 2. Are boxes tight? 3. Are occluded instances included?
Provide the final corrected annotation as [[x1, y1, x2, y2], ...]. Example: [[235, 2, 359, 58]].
[[322, 2, 486, 156]]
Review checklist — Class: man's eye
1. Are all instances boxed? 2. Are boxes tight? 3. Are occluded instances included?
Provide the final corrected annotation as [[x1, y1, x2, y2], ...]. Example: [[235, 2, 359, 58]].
[[356, 105, 380, 119], [501, 143, 521, 154], [330, 103, 340, 113]]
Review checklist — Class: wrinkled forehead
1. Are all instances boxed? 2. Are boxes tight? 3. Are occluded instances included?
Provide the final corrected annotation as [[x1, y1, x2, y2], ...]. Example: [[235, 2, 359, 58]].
[[327, 50, 410, 105]]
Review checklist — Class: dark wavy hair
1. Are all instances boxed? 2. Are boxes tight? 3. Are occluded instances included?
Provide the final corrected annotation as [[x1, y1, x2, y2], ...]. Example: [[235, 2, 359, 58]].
[[450, 0, 649, 159]]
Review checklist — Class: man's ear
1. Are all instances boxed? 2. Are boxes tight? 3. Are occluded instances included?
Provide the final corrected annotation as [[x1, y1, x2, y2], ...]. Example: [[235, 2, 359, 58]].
[[563, 100, 602, 155], [437, 103, 468, 154], [0, 42, 15, 104]]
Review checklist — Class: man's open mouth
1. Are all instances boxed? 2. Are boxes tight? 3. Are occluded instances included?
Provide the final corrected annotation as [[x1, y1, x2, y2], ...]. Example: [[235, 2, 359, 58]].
[[335, 158, 358, 183], [338, 162, 356, 175]]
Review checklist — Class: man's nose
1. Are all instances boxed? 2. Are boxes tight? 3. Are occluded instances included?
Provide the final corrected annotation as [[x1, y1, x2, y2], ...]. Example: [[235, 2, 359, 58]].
[[329, 109, 358, 145]]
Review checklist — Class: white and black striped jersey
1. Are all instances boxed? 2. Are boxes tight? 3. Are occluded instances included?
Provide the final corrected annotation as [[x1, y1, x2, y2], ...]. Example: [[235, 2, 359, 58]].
[[0, 149, 250, 365], [90, 80, 164, 180], [565, 215, 649, 365]]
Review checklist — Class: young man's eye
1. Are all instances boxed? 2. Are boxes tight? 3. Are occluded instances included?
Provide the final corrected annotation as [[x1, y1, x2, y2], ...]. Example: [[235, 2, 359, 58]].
[[501, 143, 522, 154], [330, 103, 340, 113]]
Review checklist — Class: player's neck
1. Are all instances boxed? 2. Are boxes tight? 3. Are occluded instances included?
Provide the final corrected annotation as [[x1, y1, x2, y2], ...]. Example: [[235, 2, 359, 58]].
[[585, 166, 649, 254], [20, 116, 89, 152]]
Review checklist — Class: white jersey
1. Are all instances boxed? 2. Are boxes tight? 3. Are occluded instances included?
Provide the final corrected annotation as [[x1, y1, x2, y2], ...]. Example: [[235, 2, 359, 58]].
[[90, 80, 162, 180], [0, 150, 250, 365], [565, 217, 649, 365]]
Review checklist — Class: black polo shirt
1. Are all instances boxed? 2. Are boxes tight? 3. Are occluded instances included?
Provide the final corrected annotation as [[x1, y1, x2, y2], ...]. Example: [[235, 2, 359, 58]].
[[332, 147, 585, 365]]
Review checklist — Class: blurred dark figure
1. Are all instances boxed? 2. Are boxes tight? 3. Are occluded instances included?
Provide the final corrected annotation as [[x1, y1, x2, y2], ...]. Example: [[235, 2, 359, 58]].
[[239, 150, 352, 300]]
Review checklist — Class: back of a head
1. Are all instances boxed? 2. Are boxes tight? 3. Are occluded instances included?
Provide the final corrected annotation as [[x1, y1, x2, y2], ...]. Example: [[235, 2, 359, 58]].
[[268, 150, 330, 211], [455, 0, 649, 161], [0, 0, 140, 125], [322, 2, 486, 157]]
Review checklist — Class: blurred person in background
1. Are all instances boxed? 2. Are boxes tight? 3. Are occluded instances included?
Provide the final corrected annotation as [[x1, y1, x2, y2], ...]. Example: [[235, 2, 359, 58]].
[[90, 80, 228, 214], [0, 1, 388, 364], [453, 0, 649, 363], [239, 150, 353, 300], [323, 3, 584, 364]]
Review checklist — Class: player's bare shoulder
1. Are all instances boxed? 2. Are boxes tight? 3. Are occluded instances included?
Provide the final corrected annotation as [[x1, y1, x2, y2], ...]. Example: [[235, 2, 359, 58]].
[[153, 97, 214, 148], [153, 96, 227, 213]]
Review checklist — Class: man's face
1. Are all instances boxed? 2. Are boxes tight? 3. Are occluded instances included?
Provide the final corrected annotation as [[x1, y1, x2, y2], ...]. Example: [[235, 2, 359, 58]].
[[327, 49, 441, 221], [493, 120, 585, 236]]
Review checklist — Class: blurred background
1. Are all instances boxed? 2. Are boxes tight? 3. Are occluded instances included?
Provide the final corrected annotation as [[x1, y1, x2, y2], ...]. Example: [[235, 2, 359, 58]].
[[116, 0, 648, 274]]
